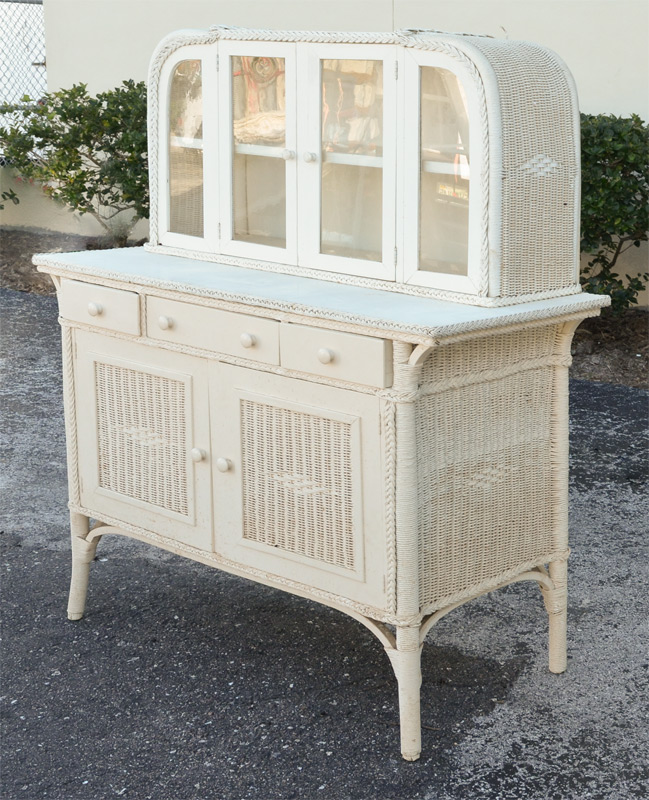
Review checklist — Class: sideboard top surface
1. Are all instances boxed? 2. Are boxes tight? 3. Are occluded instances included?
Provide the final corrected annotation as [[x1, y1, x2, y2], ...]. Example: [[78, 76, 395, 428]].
[[34, 247, 607, 342]]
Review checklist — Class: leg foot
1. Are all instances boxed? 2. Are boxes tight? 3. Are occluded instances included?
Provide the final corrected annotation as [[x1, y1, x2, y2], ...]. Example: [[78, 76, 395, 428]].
[[543, 560, 568, 674], [67, 512, 100, 621], [385, 626, 423, 761]]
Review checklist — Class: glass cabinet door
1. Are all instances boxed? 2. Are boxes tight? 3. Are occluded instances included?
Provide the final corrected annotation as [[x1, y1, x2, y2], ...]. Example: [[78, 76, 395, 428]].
[[219, 41, 297, 263], [168, 58, 204, 239], [403, 51, 483, 293], [297, 44, 397, 280], [159, 45, 218, 252]]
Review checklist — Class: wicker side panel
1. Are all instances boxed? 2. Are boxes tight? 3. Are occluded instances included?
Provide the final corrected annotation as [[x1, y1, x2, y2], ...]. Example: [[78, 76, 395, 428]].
[[95, 362, 189, 515], [470, 38, 579, 296], [416, 366, 554, 611], [240, 399, 355, 570], [420, 326, 558, 385]]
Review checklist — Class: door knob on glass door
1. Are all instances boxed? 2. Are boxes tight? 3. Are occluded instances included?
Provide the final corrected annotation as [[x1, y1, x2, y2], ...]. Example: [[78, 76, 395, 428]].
[[303, 152, 317, 163]]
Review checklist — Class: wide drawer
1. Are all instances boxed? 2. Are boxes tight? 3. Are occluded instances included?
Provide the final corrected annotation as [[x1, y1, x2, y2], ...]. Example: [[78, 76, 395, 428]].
[[58, 279, 140, 335], [280, 324, 393, 388], [146, 297, 280, 365]]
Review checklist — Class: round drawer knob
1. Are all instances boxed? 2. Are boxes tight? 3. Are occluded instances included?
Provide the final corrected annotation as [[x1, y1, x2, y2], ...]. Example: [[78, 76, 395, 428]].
[[303, 151, 317, 163], [158, 315, 173, 330], [216, 457, 232, 473], [87, 302, 103, 317], [190, 448, 206, 463], [282, 149, 296, 161], [240, 332, 256, 349], [317, 347, 335, 364]]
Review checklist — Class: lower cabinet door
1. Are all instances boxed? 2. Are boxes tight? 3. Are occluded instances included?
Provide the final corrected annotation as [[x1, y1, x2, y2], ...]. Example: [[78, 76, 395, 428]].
[[74, 330, 212, 550], [211, 363, 387, 608]]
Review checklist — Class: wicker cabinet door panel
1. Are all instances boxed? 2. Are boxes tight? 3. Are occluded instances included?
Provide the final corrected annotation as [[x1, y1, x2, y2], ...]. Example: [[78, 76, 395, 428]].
[[74, 330, 212, 550], [211, 363, 387, 609]]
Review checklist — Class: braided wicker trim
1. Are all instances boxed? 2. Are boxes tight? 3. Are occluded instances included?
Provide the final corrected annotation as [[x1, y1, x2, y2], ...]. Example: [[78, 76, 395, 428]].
[[381, 401, 398, 614], [61, 325, 81, 506]]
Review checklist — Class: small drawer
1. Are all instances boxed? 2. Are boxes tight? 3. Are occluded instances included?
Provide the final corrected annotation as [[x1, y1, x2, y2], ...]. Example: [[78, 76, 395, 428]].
[[146, 297, 280, 365], [58, 279, 140, 335], [280, 324, 392, 388]]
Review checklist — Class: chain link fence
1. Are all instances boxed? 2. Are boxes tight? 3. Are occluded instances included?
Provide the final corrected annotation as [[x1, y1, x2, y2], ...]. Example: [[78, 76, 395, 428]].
[[0, 0, 46, 105], [0, 0, 46, 162]]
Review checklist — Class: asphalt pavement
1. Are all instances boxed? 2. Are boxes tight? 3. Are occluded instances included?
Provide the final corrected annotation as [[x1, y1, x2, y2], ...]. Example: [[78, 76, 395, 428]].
[[1, 287, 648, 800]]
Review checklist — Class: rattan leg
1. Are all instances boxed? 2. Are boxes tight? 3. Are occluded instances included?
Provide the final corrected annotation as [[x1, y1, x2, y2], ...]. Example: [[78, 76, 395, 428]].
[[544, 559, 568, 673], [67, 512, 99, 621], [385, 626, 423, 761]]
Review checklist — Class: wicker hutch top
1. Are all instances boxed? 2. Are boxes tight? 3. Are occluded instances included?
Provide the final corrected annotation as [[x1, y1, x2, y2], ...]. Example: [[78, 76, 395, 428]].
[[142, 25, 587, 307]]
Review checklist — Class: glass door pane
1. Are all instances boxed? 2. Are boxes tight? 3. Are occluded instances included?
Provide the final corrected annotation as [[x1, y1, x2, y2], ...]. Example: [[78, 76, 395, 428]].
[[232, 55, 287, 248], [320, 59, 383, 261], [168, 59, 204, 237], [419, 66, 470, 275]]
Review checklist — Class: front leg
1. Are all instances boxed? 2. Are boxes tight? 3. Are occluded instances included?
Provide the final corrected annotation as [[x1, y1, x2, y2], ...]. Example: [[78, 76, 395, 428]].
[[385, 625, 423, 761], [67, 511, 101, 620], [543, 559, 568, 674]]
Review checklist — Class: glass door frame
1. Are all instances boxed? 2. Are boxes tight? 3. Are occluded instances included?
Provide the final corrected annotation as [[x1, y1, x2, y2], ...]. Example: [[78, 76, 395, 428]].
[[401, 49, 486, 294], [218, 40, 298, 265], [158, 43, 220, 254], [296, 42, 397, 281]]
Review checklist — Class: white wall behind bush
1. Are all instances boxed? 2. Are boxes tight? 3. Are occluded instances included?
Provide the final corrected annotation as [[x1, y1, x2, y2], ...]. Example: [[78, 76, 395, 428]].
[[43, 0, 648, 119]]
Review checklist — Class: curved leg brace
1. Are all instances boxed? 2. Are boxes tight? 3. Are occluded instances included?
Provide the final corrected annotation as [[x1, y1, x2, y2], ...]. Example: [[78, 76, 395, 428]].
[[384, 626, 423, 761], [542, 559, 568, 673], [67, 512, 101, 621]]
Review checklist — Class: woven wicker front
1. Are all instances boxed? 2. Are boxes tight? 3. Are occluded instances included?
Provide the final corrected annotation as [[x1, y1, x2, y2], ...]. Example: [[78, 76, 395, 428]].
[[95, 362, 189, 515], [417, 328, 559, 611], [240, 399, 355, 570]]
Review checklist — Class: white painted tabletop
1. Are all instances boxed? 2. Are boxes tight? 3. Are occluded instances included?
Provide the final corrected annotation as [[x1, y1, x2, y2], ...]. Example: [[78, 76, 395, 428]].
[[34, 247, 608, 341]]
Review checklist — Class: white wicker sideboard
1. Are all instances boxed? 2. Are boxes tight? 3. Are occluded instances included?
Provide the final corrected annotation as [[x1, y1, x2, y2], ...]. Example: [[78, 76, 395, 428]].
[[35, 27, 609, 761]]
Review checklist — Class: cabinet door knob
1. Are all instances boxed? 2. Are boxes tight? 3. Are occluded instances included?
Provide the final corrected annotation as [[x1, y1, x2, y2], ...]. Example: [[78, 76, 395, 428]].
[[239, 332, 256, 349], [317, 347, 335, 364], [282, 149, 296, 161], [303, 151, 318, 163], [216, 457, 232, 473], [87, 302, 103, 317], [158, 315, 173, 330], [191, 447, 207, 463]]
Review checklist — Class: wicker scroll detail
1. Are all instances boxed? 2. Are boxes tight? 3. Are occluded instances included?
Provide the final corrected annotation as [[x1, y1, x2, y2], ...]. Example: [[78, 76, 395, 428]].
[[240, 399, 355, 570], [94, 362, 189, 515]]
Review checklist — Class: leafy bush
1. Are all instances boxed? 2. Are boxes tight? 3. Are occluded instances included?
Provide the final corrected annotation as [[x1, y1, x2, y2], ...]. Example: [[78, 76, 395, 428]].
[[580, 113, 649, 313], [0, 80, 148, 245]]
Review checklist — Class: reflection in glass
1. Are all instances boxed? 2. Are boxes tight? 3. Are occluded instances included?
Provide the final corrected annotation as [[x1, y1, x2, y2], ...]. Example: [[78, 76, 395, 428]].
[[232, 56, 286, 247], [168, 60, 204, 237], [419, 67, 470, 274], [320, 59, 383, 261]]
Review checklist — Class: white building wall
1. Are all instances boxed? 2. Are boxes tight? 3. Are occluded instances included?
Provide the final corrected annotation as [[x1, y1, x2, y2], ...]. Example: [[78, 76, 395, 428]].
[[2, 0, 647, 301]]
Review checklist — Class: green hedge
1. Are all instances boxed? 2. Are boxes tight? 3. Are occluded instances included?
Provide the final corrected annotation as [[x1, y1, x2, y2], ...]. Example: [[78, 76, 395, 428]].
[[580, 113, 649, 313]]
